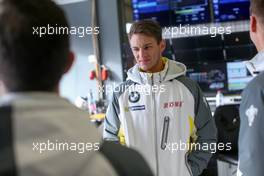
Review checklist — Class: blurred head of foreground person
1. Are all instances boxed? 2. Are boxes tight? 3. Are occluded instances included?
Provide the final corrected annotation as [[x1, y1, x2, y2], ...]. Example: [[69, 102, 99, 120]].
[[0, 0, 153, 175], [237, 0, 264, 176]]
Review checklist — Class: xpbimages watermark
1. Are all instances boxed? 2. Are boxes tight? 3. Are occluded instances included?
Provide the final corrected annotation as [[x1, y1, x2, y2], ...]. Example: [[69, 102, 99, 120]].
[[163, 24, 232, 37], [164, 141, 231, 154], [32, 24, 99, 37], [99, 82, 166, 95], [32, 140, 100, 154]]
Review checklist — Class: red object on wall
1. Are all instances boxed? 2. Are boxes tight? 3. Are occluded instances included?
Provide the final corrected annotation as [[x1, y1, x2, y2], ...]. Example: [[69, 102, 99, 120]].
[[101, 67, 108, 81], [89, 70, 96, 80]]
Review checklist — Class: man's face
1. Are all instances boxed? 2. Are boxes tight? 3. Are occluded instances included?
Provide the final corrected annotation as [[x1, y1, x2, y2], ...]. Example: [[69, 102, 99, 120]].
[[130, 34, 165, 72]]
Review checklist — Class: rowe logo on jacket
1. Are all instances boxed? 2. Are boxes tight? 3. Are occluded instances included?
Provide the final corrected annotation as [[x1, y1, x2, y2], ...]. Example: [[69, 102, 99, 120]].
[[163, 101, 183, 109]]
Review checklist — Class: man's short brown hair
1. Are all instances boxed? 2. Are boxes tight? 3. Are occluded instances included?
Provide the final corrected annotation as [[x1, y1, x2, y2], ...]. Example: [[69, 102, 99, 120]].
[[250, 0, 264, 24], [0, 0, 69, 92], [128, 20, 162, 44]]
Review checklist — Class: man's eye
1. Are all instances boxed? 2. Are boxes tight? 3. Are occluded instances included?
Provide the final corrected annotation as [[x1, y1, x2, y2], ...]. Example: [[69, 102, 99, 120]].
[[145, 46, 151, 50]]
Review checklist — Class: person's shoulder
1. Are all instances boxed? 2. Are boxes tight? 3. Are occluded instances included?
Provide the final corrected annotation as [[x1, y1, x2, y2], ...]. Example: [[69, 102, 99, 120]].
[[181, 75, 198, 84], [244, 72, 264, 92], [251, 72, 264, 86], [99, 141, 153, 176], [175, 75, 200, 91]]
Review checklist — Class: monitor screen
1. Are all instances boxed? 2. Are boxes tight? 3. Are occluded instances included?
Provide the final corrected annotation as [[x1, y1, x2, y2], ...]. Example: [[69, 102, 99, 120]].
[[186, 61, 228, 93], [132, 0, 211, 27], [223, 32, 257, 60], [172, 35, 224, 63], [132, 0, 171, 27], [213, 0, 250, 22], [226, 61, 253, 92], [170, 0, 211, 25]]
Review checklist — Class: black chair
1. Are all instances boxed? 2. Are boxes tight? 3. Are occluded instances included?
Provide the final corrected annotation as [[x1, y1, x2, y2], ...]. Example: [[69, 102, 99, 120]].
[[200, 104, 240, 176], [214, 104, 240, 157], [214, 104, 240, 176]]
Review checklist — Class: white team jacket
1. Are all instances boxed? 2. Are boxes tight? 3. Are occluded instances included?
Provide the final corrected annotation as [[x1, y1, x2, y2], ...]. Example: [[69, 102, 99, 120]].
[[104, 58, 217, 176]]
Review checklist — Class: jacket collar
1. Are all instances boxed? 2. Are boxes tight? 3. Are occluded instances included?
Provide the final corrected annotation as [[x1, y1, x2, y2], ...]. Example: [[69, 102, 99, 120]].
[[245, 50, 264, 77], [138, 59, 169, 85]]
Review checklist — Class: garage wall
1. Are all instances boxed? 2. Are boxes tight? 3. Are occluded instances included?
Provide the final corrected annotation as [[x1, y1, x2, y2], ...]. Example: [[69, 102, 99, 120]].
[[58, 0, 124, 103]]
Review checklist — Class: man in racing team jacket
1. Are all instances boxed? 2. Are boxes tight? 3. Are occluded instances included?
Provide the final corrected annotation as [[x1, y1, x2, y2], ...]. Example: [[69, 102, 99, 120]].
[[104, 19, 217, 176], [0, 0, 153, 175]]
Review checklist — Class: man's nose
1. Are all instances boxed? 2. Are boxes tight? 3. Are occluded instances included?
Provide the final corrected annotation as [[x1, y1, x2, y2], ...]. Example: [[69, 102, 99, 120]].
[[138, 48, 145, 58]]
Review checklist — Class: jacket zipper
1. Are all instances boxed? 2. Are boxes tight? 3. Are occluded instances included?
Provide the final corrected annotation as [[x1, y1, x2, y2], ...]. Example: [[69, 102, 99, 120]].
[[151, 76, 159, 176], [161, 116, 170, 150]]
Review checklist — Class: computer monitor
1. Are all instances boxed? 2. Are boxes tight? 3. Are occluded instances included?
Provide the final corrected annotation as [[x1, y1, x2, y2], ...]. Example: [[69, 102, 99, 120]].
[[213, 0, 250, 22], [226, 61, 253, 92], [172, 35, 224, 63], [132, 0, 171, 27], [170, 0, 211, 25], [186, 61, 228, 94], [132, 0, 211, 27], [223, 32, 258, 60]]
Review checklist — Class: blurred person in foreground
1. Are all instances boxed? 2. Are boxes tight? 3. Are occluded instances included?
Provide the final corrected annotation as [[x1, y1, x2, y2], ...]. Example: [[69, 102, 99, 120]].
[[237, 0, 264, 175], [0, 0, 153, 175]]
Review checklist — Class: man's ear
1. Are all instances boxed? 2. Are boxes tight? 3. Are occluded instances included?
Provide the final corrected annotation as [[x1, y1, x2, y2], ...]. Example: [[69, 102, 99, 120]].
[[160, 39, 166, 53], [64, 51, 75, 74], [250, 15, 257, 33]]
